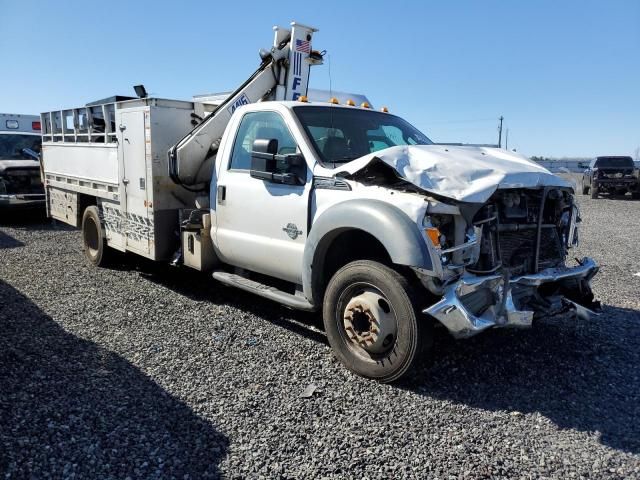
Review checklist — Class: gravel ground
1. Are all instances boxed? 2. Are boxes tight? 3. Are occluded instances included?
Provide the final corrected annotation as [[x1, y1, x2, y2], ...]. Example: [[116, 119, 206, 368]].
[[1, 192, 639, 479]]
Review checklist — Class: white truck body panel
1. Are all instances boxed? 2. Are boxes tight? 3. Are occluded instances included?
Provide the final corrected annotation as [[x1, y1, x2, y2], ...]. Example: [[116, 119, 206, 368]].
[[42, 144, 118, 185]]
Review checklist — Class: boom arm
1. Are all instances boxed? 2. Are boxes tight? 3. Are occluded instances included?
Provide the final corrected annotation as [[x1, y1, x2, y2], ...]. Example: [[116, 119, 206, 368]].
[[168, 21, 319, 188]]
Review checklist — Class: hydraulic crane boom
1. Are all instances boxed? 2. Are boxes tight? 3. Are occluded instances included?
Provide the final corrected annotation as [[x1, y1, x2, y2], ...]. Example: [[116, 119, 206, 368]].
[[168, 21, 320, 188]]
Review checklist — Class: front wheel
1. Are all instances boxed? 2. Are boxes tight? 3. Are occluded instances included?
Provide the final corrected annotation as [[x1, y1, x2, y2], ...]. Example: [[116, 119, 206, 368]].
[[582, 179, 589, 195], [322, 260, 429, 383]]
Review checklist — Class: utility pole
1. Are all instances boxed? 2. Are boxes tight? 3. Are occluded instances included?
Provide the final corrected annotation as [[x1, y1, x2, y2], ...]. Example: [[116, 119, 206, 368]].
[[505, 128, 509, 150], [498, 116, 504, 148]]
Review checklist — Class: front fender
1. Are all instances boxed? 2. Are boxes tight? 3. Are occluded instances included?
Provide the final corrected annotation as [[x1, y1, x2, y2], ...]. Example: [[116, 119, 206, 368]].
[[302, 199, 433, 305]]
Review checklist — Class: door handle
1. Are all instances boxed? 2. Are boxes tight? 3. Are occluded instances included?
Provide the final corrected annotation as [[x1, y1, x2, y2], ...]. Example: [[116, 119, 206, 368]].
[[217, 185, 226, 203]]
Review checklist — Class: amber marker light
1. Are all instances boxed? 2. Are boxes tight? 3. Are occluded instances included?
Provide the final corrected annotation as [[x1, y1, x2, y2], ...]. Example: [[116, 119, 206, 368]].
[[425, 227, 441, 247]]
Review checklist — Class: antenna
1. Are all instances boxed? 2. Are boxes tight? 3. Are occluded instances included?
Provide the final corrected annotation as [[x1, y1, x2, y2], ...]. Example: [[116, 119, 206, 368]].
[[328, 54, 333, 99]]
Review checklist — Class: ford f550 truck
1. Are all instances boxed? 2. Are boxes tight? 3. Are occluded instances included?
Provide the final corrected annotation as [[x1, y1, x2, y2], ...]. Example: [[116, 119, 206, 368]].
[[41, 21, 600, 382]]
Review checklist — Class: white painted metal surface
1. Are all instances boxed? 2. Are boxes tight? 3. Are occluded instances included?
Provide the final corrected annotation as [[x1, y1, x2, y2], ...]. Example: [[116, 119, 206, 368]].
[[42, 144, 119, 184], [0, 113, 40, 134]]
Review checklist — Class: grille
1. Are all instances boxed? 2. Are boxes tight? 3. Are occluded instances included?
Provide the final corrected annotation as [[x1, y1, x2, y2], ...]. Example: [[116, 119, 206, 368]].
[[499, 227, 563, 274]]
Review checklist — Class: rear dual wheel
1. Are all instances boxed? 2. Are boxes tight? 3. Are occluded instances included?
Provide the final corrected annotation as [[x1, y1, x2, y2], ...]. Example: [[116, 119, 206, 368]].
[[323, 260, 430, 383], [81, 206, 112, 267]]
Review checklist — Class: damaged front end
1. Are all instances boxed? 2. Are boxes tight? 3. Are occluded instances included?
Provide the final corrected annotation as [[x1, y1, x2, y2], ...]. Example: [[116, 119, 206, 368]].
[[419, 187, 601, 338], [336, 144, 601, 338]]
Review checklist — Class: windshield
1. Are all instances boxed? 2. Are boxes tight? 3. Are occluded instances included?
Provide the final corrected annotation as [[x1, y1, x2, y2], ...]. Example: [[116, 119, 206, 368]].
[[293, 106, 432, 165], [0, 134, 41, 160], [594, 157, 633, 168]]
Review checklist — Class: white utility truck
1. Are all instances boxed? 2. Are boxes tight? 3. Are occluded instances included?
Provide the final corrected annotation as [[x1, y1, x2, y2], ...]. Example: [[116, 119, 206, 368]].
[[41, 21, 600, 382]]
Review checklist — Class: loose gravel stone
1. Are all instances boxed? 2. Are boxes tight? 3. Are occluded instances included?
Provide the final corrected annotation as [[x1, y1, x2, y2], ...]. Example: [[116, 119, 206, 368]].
[[1, 190, 639, 479]]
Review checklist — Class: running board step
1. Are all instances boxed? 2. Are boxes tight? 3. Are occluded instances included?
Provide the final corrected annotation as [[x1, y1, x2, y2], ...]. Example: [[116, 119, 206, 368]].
[[212, 271, 315, 311]]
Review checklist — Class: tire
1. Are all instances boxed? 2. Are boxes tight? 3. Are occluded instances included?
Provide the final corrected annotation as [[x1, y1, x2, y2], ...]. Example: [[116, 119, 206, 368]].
[[591, 182, 599, 199], [322, 260, 429, 383], [81, 205, 111, 267], [581, 179, 589, 195]]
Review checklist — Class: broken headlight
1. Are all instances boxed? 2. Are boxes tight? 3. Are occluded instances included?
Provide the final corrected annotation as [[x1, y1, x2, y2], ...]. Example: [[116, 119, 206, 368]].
[[423, 214, 480, 268]]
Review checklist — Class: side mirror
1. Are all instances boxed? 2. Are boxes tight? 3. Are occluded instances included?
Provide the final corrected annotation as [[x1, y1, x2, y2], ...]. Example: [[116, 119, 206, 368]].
[[250, 138, 305, 185], [250, 138, 279, 175], [21, 148, 40, 161]]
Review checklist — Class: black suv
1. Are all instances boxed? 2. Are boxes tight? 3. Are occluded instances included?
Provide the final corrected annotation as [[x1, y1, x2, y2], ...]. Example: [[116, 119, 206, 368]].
[[582, 156, 639, 199]]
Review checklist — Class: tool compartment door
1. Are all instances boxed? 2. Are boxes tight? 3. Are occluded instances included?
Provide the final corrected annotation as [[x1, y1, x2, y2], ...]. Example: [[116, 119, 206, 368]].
[[119, 110, 151, 255]]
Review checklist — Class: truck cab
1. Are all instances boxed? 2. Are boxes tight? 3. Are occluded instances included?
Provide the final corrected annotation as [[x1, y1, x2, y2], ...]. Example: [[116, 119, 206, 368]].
[[0, 113, 45, 210], [211, 101, 433, 286], [202, 100, 600, 381]]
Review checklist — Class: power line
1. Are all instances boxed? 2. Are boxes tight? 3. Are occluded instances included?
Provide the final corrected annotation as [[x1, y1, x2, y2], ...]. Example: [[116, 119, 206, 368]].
[[420, 117, 497, 125]]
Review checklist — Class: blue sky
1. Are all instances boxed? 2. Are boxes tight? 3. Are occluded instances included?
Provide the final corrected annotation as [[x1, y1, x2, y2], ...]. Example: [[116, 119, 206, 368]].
[[1, 0, 638, 158]]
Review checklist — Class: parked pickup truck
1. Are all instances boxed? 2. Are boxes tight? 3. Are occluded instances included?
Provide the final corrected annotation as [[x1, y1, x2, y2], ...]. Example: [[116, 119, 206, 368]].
[[581, 156, 640, 199], [0, 113, 44, 210], [40, 21, 600, 382]]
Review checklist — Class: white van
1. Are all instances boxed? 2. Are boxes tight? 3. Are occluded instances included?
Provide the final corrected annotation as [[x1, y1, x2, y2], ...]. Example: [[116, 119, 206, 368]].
[[0, 113, 44, 209]]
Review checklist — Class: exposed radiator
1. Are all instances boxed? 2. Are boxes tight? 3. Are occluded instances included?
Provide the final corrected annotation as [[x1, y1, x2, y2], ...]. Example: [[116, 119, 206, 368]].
[[499, 227, 563, 275]]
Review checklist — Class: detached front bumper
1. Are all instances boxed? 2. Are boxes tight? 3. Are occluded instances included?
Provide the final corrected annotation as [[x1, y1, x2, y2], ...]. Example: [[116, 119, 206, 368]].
[[424, 257, 600, 338], [0, 193, 46, 209]]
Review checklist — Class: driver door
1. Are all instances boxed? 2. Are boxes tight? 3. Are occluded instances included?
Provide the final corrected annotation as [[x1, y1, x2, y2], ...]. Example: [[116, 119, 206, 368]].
[[215, 110, 310, 284]]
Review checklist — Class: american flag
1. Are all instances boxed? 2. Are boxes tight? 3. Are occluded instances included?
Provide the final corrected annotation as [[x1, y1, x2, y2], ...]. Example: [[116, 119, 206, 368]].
[[295, 39, 310, 53]]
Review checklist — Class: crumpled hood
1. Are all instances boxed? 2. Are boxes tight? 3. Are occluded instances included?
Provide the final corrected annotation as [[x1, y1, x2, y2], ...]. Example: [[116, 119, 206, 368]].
[[0, 159, 40, 175], [336, 145, 572, 203]]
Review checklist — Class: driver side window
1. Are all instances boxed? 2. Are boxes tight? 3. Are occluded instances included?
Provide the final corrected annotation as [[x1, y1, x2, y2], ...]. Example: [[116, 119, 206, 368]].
[[229, 111, 298, 170]]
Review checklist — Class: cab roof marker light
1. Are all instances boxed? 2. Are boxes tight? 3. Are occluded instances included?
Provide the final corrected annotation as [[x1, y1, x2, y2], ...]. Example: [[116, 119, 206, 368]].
[[298, 95, 309, 102], [361, 102, 371, 109], [345, 99, 355, 106], [329, 97, 339, 104], [380, 106, 389, 113]]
